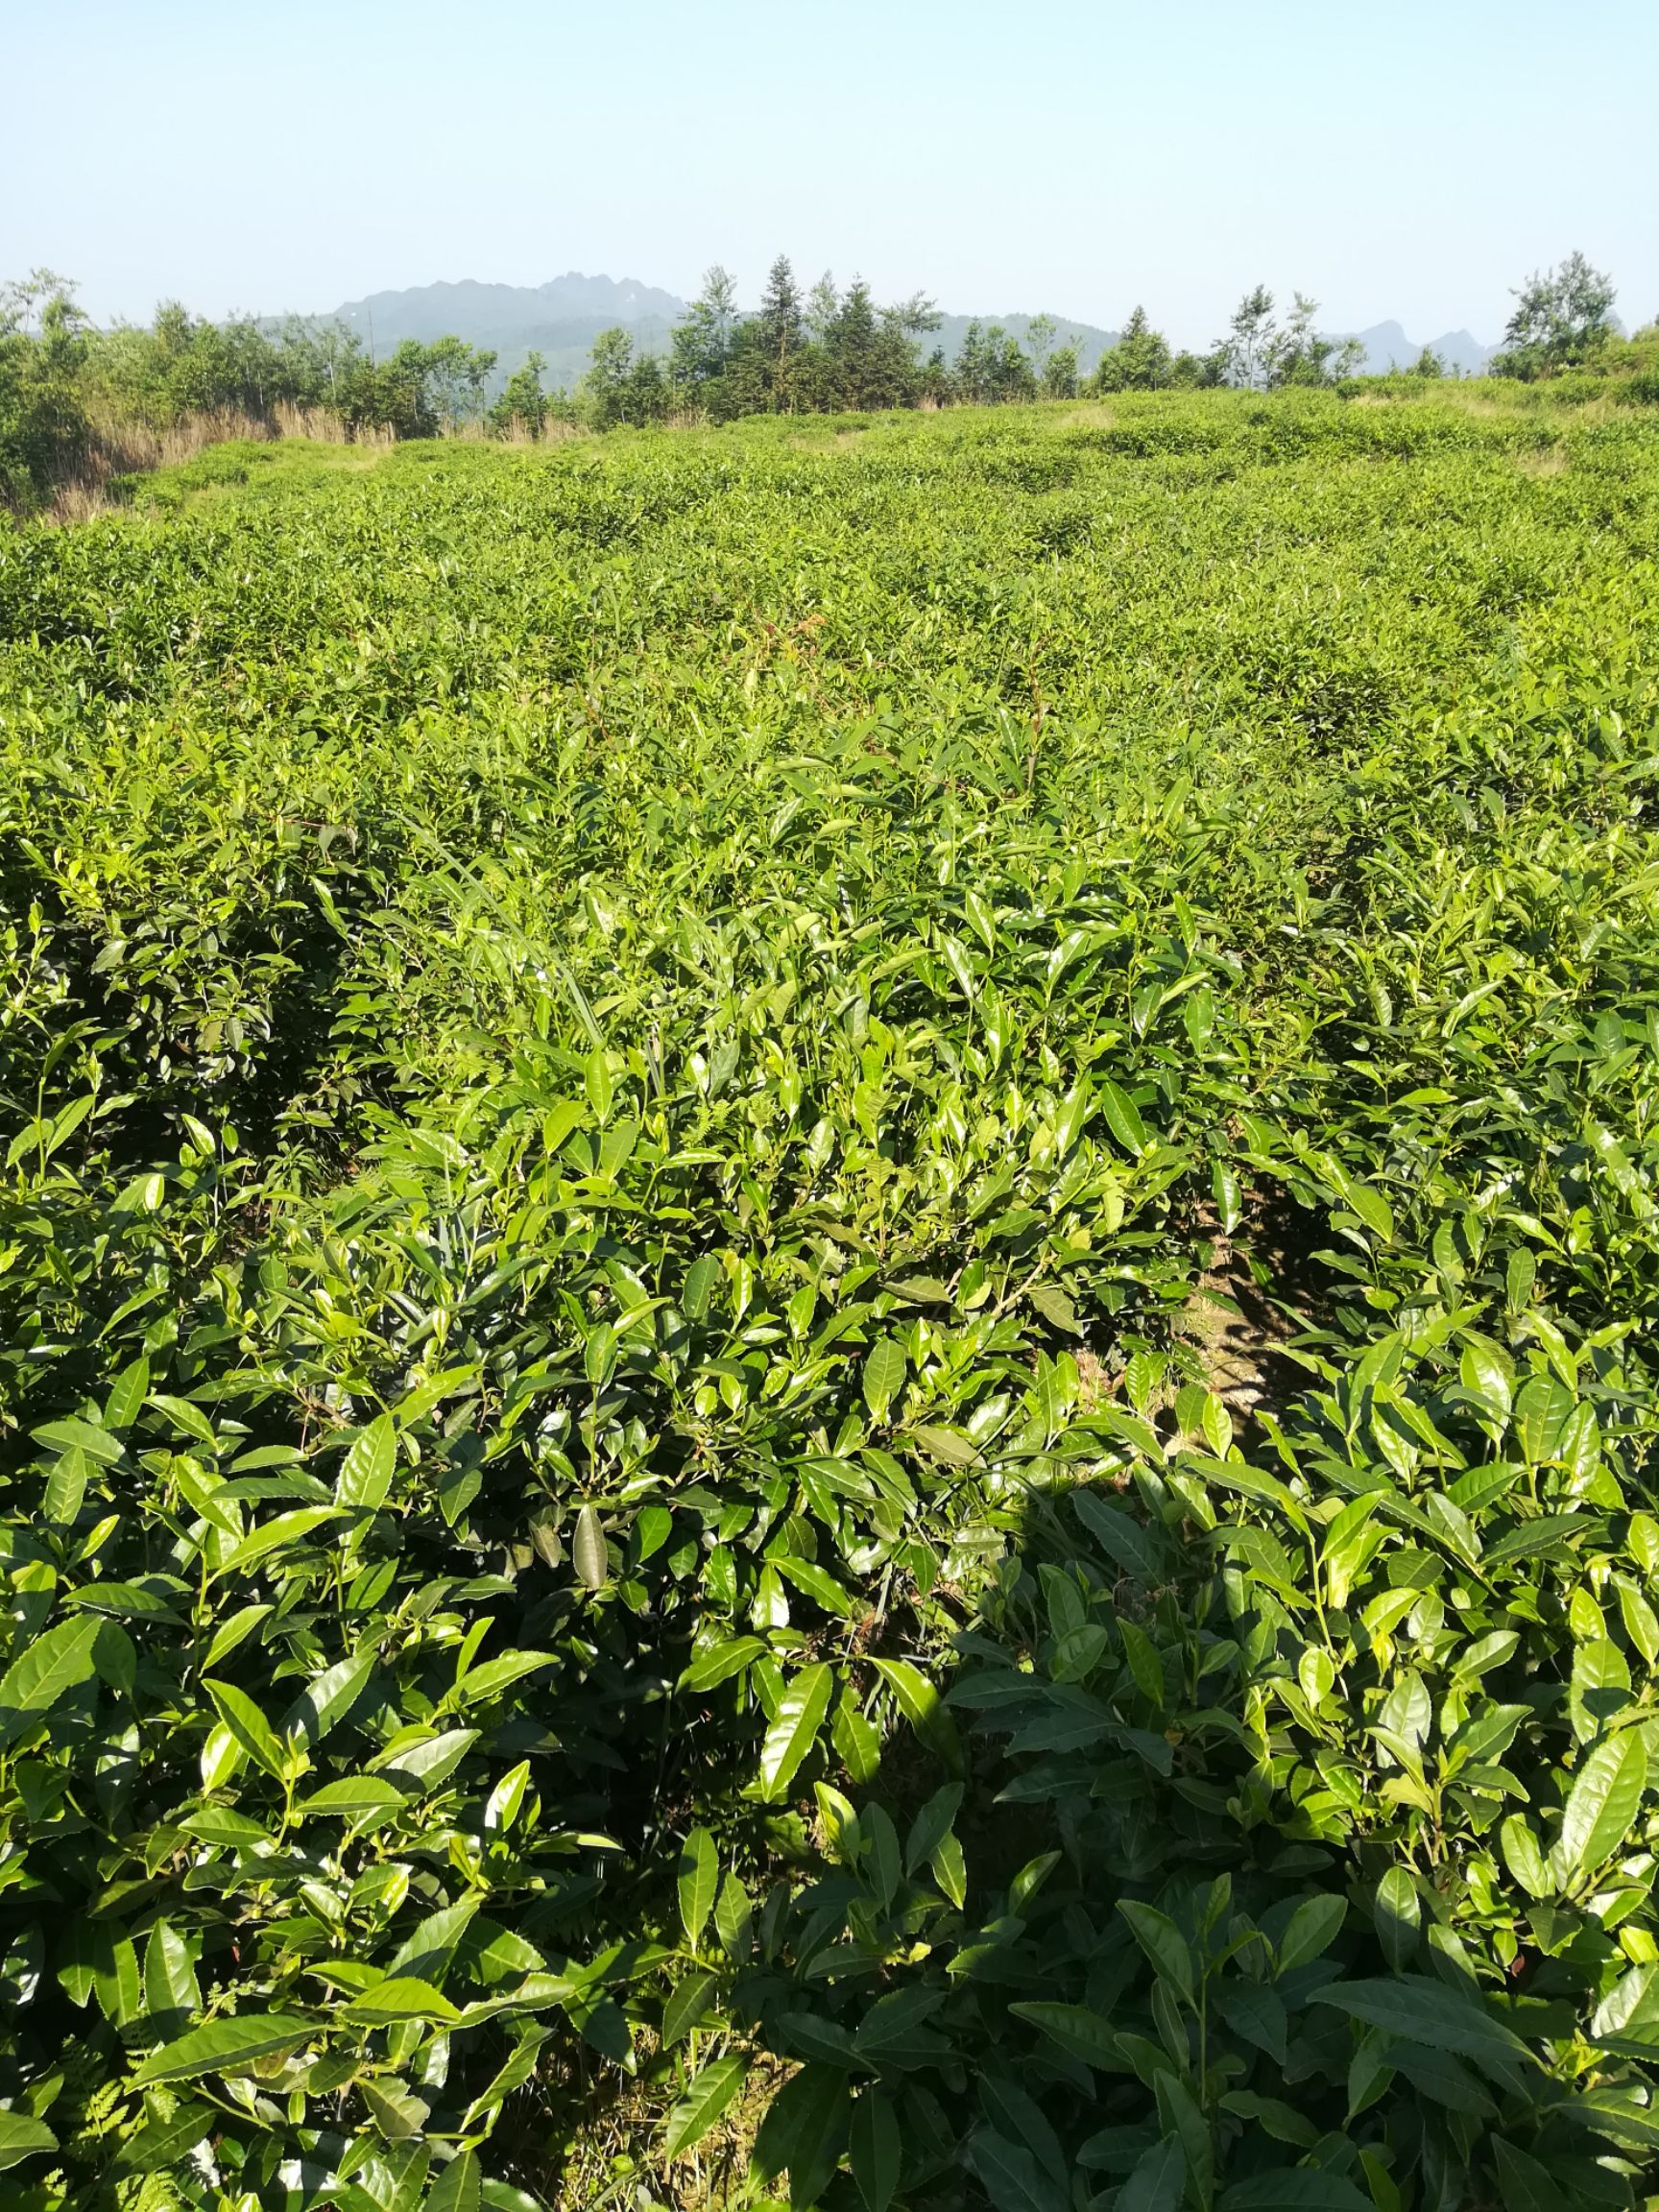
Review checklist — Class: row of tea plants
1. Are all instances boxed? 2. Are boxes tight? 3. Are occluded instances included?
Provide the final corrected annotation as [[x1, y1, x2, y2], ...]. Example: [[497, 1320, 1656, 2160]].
[[2, 387, 1658, 2209]]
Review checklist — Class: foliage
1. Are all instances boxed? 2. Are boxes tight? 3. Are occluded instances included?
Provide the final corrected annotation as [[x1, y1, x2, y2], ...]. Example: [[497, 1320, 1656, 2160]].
[[1, 384, 1658, 2212], [1493, 253, 1619, 380], [580, 325, 672, 429], [1091, 308, 1176, 395], [489, 353, 554, 439], [1041, 347, 1080, 402], [1212, 291, 1362, 393], [5, 248, 1647, 505], [604, 264, 950, 424], [78, 301, 489, 440], [0, 273, 91, 509], [0, 275, 544, 509]]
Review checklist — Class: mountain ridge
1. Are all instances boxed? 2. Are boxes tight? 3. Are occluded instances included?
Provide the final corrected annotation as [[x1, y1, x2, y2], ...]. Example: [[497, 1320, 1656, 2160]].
[[1332, 320, 1497, 375], [317, 276, 1498, 388], [323, 274, 1126, 384]]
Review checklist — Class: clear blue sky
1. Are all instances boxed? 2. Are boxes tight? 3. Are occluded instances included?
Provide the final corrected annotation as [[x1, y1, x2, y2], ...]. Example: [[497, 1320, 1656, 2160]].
[[6, 0, 1655, 347]]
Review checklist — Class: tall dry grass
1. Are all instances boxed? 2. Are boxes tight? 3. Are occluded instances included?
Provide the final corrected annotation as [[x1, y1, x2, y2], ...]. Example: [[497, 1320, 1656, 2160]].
[[43, 400, 386, 523], [446, 413, 583, 445], [36, 402, 591, 525]]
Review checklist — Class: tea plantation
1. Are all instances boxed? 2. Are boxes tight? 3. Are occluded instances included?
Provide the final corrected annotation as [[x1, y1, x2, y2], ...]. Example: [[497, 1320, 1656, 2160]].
[[3, 388, 1659, 2211]]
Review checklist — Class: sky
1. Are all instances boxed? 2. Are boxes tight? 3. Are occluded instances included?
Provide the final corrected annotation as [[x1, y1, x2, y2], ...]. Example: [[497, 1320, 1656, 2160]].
[[5, 0, 1656, 349]]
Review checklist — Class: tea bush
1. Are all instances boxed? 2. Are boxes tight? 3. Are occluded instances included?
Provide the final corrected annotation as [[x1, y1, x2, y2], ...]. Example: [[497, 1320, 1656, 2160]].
[[2, 389, 1658, 2210]]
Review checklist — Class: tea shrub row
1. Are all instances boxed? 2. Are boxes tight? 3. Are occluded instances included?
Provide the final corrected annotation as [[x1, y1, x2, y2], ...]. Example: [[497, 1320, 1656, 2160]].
[[2, 389, 1659, 2209]]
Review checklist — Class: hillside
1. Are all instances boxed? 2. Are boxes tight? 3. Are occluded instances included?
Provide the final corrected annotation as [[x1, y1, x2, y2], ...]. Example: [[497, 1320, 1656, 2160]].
[[327, 272, 686, 388]]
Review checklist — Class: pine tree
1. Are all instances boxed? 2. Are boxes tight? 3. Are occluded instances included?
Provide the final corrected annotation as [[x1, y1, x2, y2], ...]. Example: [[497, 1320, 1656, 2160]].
[[955, 321, 988, 404], [830, 279, 879, 408], [756, 255, 804, 409]]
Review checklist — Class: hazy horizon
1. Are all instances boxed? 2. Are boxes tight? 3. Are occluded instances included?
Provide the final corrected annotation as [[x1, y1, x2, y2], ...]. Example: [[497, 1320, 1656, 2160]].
[[5, 0, 1655, 352]]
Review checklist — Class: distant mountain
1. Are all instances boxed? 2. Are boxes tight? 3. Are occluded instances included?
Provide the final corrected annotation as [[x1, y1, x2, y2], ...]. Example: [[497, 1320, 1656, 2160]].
[[326, 274, 686, 390], [1329, 321, 1498, 377]]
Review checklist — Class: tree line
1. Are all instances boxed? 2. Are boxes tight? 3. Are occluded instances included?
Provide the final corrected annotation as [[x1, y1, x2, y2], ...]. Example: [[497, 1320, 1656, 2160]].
[[576, 264, 1379, 428], [0, 273, 511, 510], [569, 251, 1639, 426], [2, 251, 1646, 510]]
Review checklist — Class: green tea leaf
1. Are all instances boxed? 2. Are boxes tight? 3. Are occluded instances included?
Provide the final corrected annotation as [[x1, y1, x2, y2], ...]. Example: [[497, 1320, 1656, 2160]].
[[204, 1677, 288, 1778], [336, 1415, 397, 1512], [663, 2054, 747, 2158], [428, 2149, 482, 2212], [1097, 1079, 1149, 1157], [1312, 1977, 1532, 2070], [678, 1826, 719, 1948], [1373, 1866, 1420, 1970], [573, 1503, 609, 1588], [1558, 1727, 1648, 1881], [849, 2088, 902, 2212], [862, 1336, 908, 1421], [1009, 2001, 1121, 2070], [757, 1663, 833, 1802], [213, 1505, 342, 1581], [679, 1635, 766, 1693], [870, 1657, 962, 1773], [0, 1616, 102, 1743], [662, 1968, 718, 2046], [132, 2013, 315, 2084], [343, 1977, 461, 2025], [0, 2112, 59, 2171]]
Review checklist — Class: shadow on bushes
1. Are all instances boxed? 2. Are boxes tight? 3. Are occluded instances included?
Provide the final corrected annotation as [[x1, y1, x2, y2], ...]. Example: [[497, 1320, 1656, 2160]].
[[692, 1337, 1659, 2212]]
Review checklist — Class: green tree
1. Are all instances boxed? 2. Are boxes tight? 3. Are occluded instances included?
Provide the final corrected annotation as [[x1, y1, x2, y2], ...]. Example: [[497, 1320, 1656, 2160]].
[[828, 277, 880, 406], [1024, 313, 1057, 381], [421, 335, 497, 429], [1494, 251, 1618, 378], [1091, 305, 1173, 393], [491, 349, 550, 436], [1268, 295, 1362, 387], [954, 320, 989, 404], [670, 265, 742, 411], [1043, 343, 1079, 399], [951, 321, 1035, 406], [1169, 346, 1225, 388], [625, 350, 669, 425], [582, 327, 637, 430], [273, 315, 364, 409], [920, 343, 950, 405], [0, 270, 89, 510], [581, 327, 669, 429], [987, 325, 1036, 401], [805, 272, 840, 345], [1222, 285, 1277, 388], [754, 254, 805, 410], [374, 340, 444, 436], [876, 293, 941, 408]]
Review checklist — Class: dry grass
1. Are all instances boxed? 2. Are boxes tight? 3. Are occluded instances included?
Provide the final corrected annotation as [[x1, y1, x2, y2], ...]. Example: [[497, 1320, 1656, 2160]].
[[524, 2035, 790, 2212], [39, 400, 388, 523], [488, 414, 586, 447], [36, 402, 594, 523], [1177, 1195, 1330, 1437], [1517, 445, 1570, 477], [1074, 1346, 1116, 1414]]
